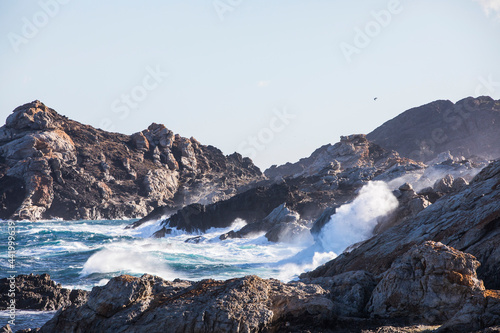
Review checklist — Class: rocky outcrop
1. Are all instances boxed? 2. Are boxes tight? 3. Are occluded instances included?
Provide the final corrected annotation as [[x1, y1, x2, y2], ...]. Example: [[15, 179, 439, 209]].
[[38, 242, 500, 332], [302, 159, 500, 291], [263, 204, 310, 243], [365, 241, 500, 332], [217, 203, 311, 243], [0, 101, 263, 220], [368, 241, 485, 323], [39, 274, 334, 333], [0, 274, 88, 311], [265, 134, 422, 180], [367, 96, 500, 162], [153, 181, 297, 234]]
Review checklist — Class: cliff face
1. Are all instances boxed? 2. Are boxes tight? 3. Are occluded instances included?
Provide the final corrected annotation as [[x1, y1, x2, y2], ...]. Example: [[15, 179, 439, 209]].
[[367, 96, 500, 162], [0, 101, 263, 221]]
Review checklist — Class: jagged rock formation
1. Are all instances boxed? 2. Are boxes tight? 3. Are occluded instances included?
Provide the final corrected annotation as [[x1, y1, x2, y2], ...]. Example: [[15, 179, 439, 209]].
[[265, 134, 422, 180], [0, 274, 88, 311], [140, 134, 425, 236], [303, 159, 500, 292], [367, 96, 500, 162], [39, 242, 500, 332], [0, 101, 263, 220]]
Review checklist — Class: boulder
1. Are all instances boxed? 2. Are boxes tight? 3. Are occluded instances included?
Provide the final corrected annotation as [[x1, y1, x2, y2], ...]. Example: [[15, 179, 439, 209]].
[[368, 241, 484, 324], [310, 206, 337, 238], [131, 132, 149, 151], [217, 203, 307, 242], [433, 174, 455, 193]]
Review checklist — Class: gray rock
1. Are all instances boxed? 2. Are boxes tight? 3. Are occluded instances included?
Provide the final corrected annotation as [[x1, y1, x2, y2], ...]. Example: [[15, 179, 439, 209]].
[[433, 174, 454, 193], [304, 270, 376, 317], [302, 159, 500, 292], [367, 96, 500, 162]]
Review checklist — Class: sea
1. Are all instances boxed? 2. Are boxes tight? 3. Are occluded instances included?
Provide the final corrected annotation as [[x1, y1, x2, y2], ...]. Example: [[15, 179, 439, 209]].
[[0, 180, 408, 331], [0, 217, 336, 331]]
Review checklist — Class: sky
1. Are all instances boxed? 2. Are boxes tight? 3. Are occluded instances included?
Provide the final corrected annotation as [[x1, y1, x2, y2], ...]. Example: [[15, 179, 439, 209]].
[[1, 0, 500, 170]]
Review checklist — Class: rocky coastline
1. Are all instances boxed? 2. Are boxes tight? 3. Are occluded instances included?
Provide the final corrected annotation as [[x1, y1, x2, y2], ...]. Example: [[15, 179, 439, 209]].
[[3, 241, 500, 332], [2, 97, 500, 332]]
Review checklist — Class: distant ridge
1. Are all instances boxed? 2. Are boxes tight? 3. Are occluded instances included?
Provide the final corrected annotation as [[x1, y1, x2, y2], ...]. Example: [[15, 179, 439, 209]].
[[367, 96, 500, 162]]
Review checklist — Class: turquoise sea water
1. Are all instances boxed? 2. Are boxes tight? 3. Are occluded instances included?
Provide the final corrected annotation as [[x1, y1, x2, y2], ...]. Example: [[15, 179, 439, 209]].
[[0, 218, 334, 331]]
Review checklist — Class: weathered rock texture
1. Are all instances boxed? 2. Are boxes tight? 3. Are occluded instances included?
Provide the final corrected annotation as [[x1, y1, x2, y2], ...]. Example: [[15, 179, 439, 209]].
[[0, 101, 263, 220], [367, 96, 500, 162], [368, 241, 485, 323], [0, 273, 88, 311], [39, 242, 500, 332], [303, 159, 500, 291], [39, 274, 334, 333]]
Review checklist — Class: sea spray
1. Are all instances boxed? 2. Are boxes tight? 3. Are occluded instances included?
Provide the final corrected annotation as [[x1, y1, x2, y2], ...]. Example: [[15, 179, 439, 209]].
[[273, 181, 399, 280], [386, 162, 484, 192], [81, 247, 180, 280], [318, 181, 398, 254]]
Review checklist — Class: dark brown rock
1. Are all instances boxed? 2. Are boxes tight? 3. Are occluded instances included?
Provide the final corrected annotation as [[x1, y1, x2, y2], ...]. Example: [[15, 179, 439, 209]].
[[0, 274, 88, 311]]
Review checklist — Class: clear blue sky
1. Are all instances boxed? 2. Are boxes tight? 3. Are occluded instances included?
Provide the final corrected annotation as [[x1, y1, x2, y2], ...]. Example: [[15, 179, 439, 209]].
[[1, 0, 499, 169]]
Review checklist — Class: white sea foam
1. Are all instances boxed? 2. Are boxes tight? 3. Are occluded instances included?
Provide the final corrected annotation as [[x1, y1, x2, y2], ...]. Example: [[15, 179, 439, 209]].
[[266, 181, 399, 281], [275, 251, 336, 281], [16, 241, 94, 257], [81, 247, 181, 280], [318, 181, 398, 254], [4, 182, 402, 289]]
